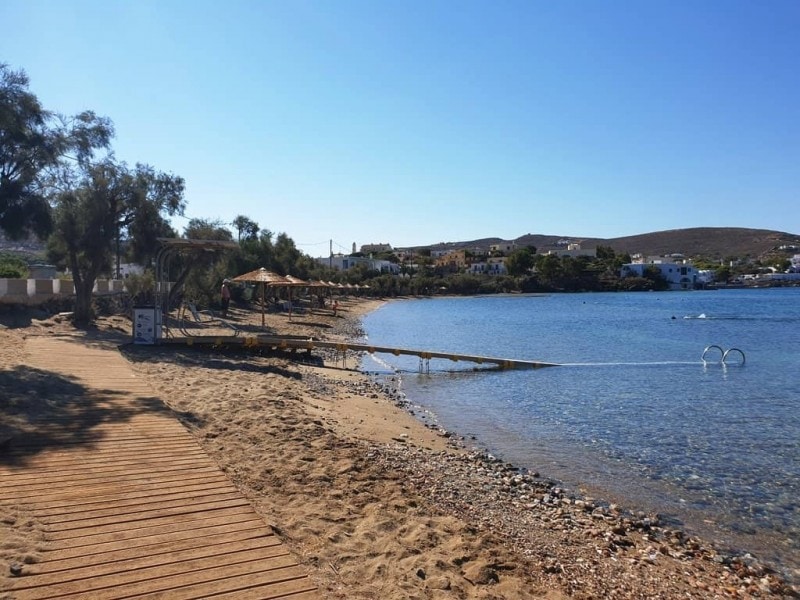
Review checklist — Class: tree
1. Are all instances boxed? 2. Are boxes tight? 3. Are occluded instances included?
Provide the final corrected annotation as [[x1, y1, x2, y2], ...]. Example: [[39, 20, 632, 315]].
[[183, 218, 233, 242], [232, 215, 259, 242], [642, 265, 669, 291], [715, 265, 732, 283], [595, 245, 616, 261], [534, 254, 563, 287], [0, 63, 112, 239], [273, 232, 302, 275], [126, 203, 178, 267], [48, 160, 186, 323], [112, 163, 185, 275], [505, 247, 535, 277], [178, 219, 234, 306], [774, 258, 791, 273]]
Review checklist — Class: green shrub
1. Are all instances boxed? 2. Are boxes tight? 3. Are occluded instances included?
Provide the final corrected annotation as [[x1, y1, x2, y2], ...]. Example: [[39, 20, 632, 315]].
[[0, 254, 28, 278], [124, 271, 156, 305]]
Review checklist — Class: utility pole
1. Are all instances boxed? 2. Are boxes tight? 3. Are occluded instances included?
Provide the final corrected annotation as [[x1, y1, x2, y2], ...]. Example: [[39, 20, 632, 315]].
[[329, 239, 333, 269]]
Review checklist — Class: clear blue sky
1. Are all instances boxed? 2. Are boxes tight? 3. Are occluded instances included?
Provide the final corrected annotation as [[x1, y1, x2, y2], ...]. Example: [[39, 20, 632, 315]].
[[2, 0, 798, 255]]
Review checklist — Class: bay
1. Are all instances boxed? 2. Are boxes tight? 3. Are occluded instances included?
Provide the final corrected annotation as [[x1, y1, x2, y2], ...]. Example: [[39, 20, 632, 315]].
[[360, 289, 800, 581]]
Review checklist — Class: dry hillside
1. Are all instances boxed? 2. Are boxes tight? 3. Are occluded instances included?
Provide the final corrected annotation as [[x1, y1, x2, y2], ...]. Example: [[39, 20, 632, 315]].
[[502, 227, 798, 260]]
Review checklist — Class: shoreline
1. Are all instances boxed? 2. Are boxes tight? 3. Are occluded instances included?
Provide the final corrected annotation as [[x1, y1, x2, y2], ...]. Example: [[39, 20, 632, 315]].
[[1, 298, 796, 598], [349, 298, 798, 590], [294, 296, 797, 595]]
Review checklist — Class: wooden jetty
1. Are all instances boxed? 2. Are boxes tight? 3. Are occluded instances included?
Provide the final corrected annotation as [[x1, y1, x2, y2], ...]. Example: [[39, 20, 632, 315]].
[[0, 335, 318, 600], [162, 334, 559, 370]]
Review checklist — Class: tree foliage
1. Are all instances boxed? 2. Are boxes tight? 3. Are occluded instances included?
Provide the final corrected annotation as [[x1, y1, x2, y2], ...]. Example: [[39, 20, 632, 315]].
[[119, 163, 185, 269], [232, 215, 259, 242], [505, 247, 535, 276], [0, 252, 28, 278], [48, 160, 186, 323], [0, 63, 112, 239]]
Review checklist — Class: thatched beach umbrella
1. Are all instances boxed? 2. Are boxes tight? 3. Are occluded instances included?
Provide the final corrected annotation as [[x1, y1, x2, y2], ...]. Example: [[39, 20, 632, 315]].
[[282, 275, 309, 320], [231, 268, 289, 327], [305, 280, 331, 308]]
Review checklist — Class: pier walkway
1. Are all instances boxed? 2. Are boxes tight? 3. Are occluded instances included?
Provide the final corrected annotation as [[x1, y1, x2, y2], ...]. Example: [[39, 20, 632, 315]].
[[0, 335, 318, 600], [162, 334, 559, 370]]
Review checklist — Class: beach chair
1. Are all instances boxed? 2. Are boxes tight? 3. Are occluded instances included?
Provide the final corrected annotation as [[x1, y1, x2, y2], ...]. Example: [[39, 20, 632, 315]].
[[181, 302, 240, 336]]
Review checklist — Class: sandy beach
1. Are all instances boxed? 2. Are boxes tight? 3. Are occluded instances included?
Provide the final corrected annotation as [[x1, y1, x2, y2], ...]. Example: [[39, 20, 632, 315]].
[[1, 297, 796, 599]]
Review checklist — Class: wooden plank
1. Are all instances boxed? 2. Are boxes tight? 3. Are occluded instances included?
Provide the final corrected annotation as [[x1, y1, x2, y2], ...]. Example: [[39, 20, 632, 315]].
[[0, 465, 223, 497], [1, 469, 226, 502], [4, 451, 209, 475], [31, 480, 234, 514], [12, 559, 305, 600], [1, 442, 205, 465], [45, 497, 252, 533], [45, 503, 255, 540], [1, 435, 196, 455], [38, 518, 268, 561], [1, 336, 318, 599], [23, 527, 274, 574], [0, 453, 210, 480], [137, 570, 319, 600], [1, 454, 210, 484], [40, 491, 245, 524], [163, 333, 560, 369], [11, 545, 292, 596], [2, 432, 192, 451]]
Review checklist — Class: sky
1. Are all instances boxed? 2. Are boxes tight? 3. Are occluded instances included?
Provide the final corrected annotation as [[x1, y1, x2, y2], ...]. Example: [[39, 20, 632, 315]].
[[2, 0, 798, 256]]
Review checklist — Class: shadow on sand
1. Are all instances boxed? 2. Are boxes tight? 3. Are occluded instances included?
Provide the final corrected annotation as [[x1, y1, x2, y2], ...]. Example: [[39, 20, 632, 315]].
[[0, 365, 179, 468]]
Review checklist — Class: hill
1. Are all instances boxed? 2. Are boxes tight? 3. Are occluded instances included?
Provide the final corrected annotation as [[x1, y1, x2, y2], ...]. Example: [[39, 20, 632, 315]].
[[598, 228, 800, 260], [473, 228, 799, 261], [0, 231, 47, 261]]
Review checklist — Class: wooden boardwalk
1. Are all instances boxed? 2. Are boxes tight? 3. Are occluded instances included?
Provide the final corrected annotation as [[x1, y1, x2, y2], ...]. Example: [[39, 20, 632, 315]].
[[162, 334, 559, 370], [0, 335, 318, 600]]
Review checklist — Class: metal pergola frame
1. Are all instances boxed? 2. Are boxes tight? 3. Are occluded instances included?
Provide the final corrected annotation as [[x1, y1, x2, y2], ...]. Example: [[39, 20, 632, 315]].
[[154, 238, 239, 338]]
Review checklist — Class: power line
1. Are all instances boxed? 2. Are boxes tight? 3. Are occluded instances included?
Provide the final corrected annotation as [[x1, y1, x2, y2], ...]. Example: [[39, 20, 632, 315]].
[[168, 214, 357, 256]]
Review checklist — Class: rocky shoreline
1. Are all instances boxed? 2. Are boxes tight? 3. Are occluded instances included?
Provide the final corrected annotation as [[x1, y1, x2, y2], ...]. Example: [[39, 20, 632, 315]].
[[323, 303, 797, 598]]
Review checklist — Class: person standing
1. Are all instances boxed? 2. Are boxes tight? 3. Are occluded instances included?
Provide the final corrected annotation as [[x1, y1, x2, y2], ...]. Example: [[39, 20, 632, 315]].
[[221, 280, 231, 316]]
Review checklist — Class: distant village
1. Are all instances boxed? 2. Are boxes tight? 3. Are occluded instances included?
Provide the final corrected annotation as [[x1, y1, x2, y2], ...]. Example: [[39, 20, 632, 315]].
[[316, 239, 800, 291], [2, 231, 800, 308]]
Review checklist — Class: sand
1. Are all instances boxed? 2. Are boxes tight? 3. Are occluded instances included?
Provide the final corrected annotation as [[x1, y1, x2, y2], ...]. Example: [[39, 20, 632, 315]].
[[1, 297, 796, 599]]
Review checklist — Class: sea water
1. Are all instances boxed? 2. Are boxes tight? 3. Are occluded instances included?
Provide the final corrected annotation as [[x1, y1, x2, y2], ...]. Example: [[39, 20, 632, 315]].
[[360, 289, 800, 580]]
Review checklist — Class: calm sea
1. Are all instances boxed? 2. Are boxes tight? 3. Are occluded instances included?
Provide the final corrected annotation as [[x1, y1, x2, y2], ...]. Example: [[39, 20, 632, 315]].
[[360, 289, 800, 580]]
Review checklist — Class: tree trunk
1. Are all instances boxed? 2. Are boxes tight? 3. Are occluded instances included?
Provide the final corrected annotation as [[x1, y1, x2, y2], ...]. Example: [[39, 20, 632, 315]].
[[73, 277, 95, 325]]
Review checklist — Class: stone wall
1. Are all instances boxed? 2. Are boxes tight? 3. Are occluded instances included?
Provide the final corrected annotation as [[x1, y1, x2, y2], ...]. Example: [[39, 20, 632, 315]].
[[0, 279, 126, 305]]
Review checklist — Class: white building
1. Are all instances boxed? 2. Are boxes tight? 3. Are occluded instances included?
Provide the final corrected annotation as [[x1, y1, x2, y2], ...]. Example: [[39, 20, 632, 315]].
[[621, 260, 697, 290], [545, 243, 596, 258], [430, 249, 452, 258], [697, 269, 716, 285], [316, 255, 399, 274], [489, 242, 516, 254], [762, 272, 800, 282], [360, 243, 393, 254], [467, 256, 507, 275]]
